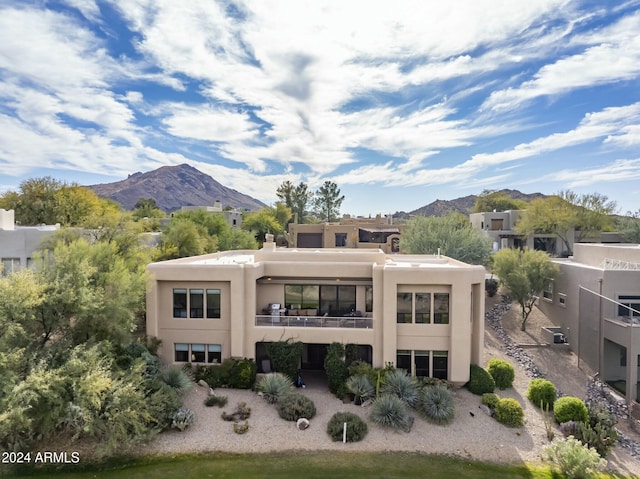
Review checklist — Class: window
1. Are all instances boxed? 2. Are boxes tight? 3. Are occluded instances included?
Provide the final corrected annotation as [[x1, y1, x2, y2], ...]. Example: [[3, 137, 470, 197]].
[[191, 344, 205, 362], [415, 351, 430, 377], [206, 289, 221, 318], [542, 281, 554, 301], [207, 344, 222, 363], [174, 343, 189, 362], [396, 350, 411, 374], [190, 289, 204, 318], [365, 285, 373, 313], [285, 285, 319, 310], [174, 343, 223, 363], [335, 233, 347, 247], [173, 289, 187, 317], [433, 351, 448, 379], [1, 258, 20, 276], [415, 293, 431, 323], [618, 295, 640, 318], [558, 293, 566, 308], [396, 293, 412, 323], [434, 293, 449, 324]]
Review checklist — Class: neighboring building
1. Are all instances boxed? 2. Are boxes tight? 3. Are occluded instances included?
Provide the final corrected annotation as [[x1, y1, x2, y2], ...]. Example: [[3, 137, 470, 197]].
[[180, 200, 243, 228], [537, 243, 640, 404], [146, 237, 485, 386], [288, 214, 402, 253], [0, 209, 60, 276], [469, 210, 569, 255]]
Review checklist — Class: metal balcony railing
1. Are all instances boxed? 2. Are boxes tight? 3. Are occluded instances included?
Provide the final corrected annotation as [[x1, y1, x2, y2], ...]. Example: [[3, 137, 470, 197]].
[[255, 314, 373, 329]]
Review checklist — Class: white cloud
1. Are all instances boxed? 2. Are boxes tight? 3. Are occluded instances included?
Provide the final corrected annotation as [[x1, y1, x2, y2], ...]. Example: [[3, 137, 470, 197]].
[[542, 159, 640, 187]]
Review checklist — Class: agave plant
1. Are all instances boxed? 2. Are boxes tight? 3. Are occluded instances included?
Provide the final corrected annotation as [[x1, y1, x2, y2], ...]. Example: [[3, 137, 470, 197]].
[[346, 375, 375, 405], [381, 369, 419, 408], [161, 365, 194, 395], [256, 372, 293, 404], [370, 394, 414, 432], [419, 385, 455, 424]]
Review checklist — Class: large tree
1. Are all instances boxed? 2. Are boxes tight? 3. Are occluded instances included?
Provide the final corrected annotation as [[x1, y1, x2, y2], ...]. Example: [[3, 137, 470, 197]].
[[617, 210, 640, 243], [400, 213, 492, 265], [472, 190, 528, 213], [313, 181, 345, 223], [492, 248, 559, 331], [276, 180, 313, 223], [242, 203, 291, 244], [515, 191, 616, 255]]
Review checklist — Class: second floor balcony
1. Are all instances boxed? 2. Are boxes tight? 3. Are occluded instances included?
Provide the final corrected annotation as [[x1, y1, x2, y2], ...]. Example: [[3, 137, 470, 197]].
[[255, 313, 372, 329]]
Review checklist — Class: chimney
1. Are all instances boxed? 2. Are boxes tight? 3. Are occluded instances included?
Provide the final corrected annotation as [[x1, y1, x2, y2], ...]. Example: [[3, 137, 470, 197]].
[[264, 233, 276, 251]]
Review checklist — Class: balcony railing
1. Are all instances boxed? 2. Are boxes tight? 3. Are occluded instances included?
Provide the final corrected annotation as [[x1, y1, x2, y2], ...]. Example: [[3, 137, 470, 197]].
[[255, 314, 372, 329]]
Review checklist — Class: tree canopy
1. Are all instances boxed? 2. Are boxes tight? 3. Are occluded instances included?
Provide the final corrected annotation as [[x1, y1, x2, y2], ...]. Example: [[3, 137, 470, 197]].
[[617, 210, 640, 243], [492, 248, 559, 331], [276, 180, 313, 224], [472, 190, 528, 213], [515, 191, 616, 255], [400, 213, 492, 265], [313, 181, 345, 223]]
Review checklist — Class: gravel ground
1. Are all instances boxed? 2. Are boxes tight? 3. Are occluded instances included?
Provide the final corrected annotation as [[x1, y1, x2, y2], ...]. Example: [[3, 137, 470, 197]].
[[137, 299, 640, 477]]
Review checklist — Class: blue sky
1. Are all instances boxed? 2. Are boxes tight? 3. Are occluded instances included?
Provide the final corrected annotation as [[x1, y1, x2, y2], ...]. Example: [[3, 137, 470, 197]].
[[1, 1, 639, 216]]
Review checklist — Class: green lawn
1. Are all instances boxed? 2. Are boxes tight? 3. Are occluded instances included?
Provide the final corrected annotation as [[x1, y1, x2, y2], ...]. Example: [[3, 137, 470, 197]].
[[3, 451, 562, 479]]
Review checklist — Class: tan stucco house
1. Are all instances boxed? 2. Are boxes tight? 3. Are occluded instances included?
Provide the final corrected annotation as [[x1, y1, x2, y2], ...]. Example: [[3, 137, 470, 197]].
[[146, 238, 485, 386], [537, 243, 640, 404]]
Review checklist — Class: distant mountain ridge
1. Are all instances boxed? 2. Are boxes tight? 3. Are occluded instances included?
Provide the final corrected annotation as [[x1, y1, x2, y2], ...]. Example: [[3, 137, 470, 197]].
[[403, 189, 547, 218], [89, 164, 265, 212]]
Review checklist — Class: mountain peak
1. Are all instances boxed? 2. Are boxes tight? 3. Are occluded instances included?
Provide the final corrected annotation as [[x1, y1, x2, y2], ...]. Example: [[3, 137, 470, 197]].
[[89, 164, 265, 212]]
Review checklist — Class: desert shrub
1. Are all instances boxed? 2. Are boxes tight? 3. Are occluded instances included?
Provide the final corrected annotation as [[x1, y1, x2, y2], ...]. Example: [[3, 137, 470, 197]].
[[222, 401, 251, 422], [467, 364, 495, 395], [381, 370, 419, 408], [544, 437, 607, 479], [326, 411, 368, 442], [485, 278, 499, 297], [256, 373, 293, 404], [170, 406, 195, 431], [348, 360, 376, 386], [204, 395, 228, 407], [276, 393, 316, 421], [346, 375, 375, 404], [193, 364, 225, 388], [233, 421, 250, 434], [370, 394, 414, 432], [560, 420, 581, 437], [416, 376, 454, 390], [527, 378, 556, 409], [481, 392, 500, 410], [486, 358, 515, 390], [227, 358, 257, 389], [161, 365, 193, 395], [494, 398, 524, 427], [418, 385, 454, 424], [554, 396, 588, 424], [575, 402, 617, 457], [146, 382, 181, 430]]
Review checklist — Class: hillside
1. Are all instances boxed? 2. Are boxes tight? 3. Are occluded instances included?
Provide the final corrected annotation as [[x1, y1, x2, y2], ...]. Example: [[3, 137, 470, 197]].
[[89, 164, 265, 212], [407, 189, 547, 217]]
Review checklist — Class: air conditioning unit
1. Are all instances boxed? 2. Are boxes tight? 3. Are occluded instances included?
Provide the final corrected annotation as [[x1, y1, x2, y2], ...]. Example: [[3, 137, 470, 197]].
[[553, 332, 565, 344]]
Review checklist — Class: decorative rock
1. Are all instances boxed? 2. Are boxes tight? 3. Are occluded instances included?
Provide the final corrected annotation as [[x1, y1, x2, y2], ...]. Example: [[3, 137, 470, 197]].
[[296, 418, 310, 430], [209, 387, 216, 396], [197, 379, 209, 388], [479, 404, 493, 417]]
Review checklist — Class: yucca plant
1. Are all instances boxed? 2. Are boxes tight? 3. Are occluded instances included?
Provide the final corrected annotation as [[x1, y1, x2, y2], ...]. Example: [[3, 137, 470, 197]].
[[419, 385, 455, 424], [381, 370, 419, 408], [256, 373, 293, 404], [370, 394, 414, 432], [346, 375, 375, 405], [161, 365, 194, 395]]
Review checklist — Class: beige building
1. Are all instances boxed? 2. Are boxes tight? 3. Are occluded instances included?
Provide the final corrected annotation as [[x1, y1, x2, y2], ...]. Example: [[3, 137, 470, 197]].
[[146, 238, 485, 385], [287, 214, 402, 253], [537, 243, 640, 404]]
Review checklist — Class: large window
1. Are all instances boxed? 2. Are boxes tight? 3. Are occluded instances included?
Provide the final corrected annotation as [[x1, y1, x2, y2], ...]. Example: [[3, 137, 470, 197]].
[[397, 291, 449, 324], [395, 350, 448, 379], [174, 343, 222, 363], [285, 284, 357, 316], [1, 258, 20, 276], [365, 285, 373, 313], [618, 295, 640, 318], [173, 288, 221, 319]]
